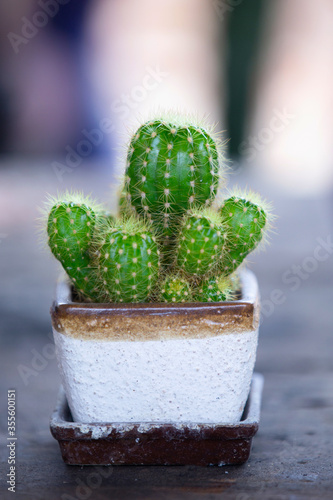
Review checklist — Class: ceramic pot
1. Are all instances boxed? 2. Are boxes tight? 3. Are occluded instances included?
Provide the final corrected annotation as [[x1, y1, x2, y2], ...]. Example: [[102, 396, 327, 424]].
[[51, 269, 260, 424]]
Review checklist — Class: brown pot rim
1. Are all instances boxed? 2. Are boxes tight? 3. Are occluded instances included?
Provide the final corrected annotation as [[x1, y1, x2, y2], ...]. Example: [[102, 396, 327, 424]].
[[51, 268, 260, 341]]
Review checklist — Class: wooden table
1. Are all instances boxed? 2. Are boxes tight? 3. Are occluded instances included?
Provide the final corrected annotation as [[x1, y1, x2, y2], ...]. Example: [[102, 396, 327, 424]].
[[0, 163, 332, 499]]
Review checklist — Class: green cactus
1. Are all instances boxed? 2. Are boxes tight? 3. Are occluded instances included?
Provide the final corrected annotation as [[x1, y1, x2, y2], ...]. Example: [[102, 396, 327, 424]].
[[46, 194, 101, 301], [96, 217, 160, 303], [194, 275, 235, 302], [124, 118, 222, 244], [176, 208, 225, 277], [42, 118, 274, 306], [118, 189, 137, 218], [160, 274, 193, 303], [100, 211, 116, 225], [219, 193, 268, 275]]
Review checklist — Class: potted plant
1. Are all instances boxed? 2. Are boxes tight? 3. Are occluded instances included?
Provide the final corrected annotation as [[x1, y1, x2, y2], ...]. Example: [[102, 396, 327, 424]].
[[45, 116, 273, 464]]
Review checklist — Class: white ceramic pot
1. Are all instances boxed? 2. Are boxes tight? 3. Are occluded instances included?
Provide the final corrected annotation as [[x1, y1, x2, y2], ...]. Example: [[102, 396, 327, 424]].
[[51, 269, 260, 424]]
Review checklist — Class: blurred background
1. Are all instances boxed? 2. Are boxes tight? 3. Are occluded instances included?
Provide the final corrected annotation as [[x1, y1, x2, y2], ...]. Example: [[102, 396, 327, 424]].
[[1, 0, 333, 194], [1, 1, 333, 497]]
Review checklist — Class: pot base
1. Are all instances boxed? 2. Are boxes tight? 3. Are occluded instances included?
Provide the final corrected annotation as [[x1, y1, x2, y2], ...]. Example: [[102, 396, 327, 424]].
[[50, 373, 264, 466]]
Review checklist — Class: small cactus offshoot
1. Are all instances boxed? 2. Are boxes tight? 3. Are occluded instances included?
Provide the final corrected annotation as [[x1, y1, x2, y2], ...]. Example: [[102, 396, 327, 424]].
[[160, 275, 193, 303], [42, 115, 273, 304], [194, 276, 235, 302]]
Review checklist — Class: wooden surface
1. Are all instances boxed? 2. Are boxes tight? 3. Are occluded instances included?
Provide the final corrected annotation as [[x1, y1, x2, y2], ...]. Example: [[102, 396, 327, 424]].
[[0, 163, 332, 499]]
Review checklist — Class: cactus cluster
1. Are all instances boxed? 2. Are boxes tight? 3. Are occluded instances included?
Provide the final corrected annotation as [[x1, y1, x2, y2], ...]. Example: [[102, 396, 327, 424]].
[[43, 116, 272, 304]]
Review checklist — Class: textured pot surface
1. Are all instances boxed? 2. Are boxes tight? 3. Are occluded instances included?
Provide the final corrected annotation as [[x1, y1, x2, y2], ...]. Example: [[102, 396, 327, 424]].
[[51, 269, 260, 424]]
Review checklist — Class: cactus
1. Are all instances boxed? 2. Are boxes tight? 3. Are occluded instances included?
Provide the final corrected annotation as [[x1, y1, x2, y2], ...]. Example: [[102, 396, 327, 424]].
[[160, 274, 193, 303], [176, 208, 225, 277], [124, 118, 222, 245], [95, 217, 160, 303], [194, 276, 235, 302], [219, 193, 269, 275], [42, 117, 273, 305], [118, 189, 137, 218], [46, 194, 101, 301]]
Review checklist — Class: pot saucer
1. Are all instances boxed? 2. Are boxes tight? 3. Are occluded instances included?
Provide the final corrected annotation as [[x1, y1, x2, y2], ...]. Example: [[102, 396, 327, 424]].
[[50, 373, 264, 466]]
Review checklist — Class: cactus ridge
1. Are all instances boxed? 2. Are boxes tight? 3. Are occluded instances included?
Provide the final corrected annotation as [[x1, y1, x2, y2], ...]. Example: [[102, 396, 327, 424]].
[[176, 207, 225, 277], [125, 119, 221, 241], [159, 274, 193, 303], [46, 195, 101, 300], [95, 217, 160, 303], [194, 275, 235, 302], [219, 194, 268, 275]]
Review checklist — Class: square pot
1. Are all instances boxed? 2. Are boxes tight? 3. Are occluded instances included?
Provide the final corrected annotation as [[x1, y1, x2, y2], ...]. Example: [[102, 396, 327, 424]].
[[51, 269, 260, 424]]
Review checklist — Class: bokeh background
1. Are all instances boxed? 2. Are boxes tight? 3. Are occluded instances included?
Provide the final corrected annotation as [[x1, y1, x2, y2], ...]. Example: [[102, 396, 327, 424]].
[[1, 1, 333, 498], [1, 0, 333, 193]]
